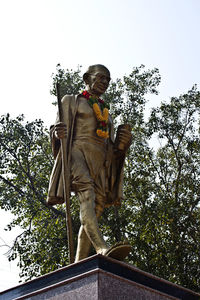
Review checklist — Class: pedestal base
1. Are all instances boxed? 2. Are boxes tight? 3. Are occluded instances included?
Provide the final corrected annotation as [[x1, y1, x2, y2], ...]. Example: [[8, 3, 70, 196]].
[[0, 254, 199, 300]]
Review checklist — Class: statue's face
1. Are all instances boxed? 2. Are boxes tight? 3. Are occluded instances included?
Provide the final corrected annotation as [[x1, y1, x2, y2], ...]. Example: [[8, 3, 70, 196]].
[[87, 68, 110, 96]]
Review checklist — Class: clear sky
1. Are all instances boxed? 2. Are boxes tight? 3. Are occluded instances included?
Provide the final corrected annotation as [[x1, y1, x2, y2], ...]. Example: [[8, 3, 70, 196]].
[[0, 0, 200, 291]]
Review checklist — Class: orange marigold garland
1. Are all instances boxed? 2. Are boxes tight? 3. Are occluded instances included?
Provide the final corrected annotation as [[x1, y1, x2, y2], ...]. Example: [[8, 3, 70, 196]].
[[82, 90, 109, 138]]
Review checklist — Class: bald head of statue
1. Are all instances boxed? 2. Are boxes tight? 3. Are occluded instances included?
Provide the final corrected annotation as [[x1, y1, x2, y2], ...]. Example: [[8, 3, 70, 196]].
[[83, 64, 111, 97]]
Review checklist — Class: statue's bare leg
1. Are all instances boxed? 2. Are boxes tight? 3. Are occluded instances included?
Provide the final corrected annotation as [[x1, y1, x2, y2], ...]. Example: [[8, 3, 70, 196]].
[[75, 225, 91, 262], [75, 190, 107, 262], [75, 191, 131, 262]]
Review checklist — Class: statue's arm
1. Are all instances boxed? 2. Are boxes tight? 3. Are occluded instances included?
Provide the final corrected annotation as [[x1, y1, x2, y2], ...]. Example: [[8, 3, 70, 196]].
[[50, 124, 60, 159], [49, 95, 71, 159]]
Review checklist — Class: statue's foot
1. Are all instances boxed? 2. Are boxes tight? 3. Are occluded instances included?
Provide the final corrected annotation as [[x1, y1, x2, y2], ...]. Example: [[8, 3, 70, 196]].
[[104, 241, 131, 261]]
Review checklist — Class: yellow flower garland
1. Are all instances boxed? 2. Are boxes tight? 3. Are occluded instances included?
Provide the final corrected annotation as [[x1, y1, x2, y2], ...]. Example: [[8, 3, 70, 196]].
[[81, 90, 110, 139], [93, 103, 109, 122], [96, 129, 109, 138]]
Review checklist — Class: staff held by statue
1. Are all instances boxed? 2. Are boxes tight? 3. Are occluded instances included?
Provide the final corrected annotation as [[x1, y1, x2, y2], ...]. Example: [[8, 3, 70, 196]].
[[56, 81, 74, 263]]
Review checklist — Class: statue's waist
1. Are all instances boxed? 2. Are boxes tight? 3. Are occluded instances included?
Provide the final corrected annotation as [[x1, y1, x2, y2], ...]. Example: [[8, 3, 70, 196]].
[[73, 135, 106, 146]]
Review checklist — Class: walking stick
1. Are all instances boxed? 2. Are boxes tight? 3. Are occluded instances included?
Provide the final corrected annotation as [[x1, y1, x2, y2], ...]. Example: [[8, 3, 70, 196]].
[[56, 82, 75, 263]]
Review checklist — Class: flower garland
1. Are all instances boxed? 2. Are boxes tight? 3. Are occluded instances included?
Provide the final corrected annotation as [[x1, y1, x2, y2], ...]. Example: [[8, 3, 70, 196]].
[[82, 90, 109, 138]]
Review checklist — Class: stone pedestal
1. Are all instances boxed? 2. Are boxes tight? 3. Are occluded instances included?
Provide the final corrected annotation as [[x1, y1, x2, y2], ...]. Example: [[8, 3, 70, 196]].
[[0, 254, 199, 300]]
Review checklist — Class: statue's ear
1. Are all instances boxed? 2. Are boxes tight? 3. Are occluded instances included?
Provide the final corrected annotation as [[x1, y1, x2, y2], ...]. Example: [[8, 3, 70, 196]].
[[83, 72, 89, 84]]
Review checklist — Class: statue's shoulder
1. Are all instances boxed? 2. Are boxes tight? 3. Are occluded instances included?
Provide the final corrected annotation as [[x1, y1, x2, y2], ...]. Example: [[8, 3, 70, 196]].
[[61, 95, 80, 115], [61, 94, 77, 104]]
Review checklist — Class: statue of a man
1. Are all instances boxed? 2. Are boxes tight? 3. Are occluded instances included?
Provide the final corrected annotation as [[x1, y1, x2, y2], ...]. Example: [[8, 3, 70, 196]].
[[47, 64, 132, 262]]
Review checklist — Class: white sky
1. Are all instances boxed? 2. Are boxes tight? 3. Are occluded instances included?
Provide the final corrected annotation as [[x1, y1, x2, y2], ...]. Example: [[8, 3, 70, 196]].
[[0, 0, 200, 292]]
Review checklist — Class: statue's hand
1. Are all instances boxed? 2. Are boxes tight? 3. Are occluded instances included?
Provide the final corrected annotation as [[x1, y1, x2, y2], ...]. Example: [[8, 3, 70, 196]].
[[115, 125, 132, 153], [54, 122, 67, 139], [118, 128, 132, 147]]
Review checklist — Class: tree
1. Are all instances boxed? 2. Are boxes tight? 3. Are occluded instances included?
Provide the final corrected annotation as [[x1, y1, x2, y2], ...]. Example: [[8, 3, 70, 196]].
[[0, 65, 200, 292], [142, 87, 200, 290], [116, 85, 200, 291], [0, 114, 80, 280]]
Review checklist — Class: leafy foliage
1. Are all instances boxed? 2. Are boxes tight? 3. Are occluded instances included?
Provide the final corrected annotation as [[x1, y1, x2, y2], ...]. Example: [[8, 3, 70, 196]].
[[118, 85, 200, 291], [0, 66, 200, 292], [0, 114, 80, 280], [50, 64, 84, 102]]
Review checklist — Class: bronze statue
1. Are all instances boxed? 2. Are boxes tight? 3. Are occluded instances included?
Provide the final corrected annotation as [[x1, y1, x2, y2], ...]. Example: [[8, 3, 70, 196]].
[[47, 64, 132, 262]]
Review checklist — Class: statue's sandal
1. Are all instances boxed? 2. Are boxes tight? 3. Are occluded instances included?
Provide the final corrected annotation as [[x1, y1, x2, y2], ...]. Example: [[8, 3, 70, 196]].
[[105, 242, 131, 261]]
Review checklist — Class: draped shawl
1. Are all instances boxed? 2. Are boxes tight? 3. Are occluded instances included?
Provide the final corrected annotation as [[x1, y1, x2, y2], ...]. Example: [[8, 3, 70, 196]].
[[47, 94, 126, 207]]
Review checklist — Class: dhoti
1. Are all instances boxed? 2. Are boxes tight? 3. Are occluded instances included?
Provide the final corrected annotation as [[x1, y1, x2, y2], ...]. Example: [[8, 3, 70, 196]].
[[71, 137, 108, 214]]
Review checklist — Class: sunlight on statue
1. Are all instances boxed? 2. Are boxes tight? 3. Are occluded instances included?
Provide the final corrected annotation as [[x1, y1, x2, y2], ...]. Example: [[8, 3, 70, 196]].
[[47, 64, 132, 262]]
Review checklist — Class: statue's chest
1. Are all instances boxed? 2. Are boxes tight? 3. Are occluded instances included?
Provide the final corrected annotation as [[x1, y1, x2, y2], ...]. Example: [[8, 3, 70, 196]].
[[77, 97, 95, 120]]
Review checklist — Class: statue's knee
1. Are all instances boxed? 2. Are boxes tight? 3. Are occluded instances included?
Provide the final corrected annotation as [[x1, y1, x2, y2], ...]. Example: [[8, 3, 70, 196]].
[[78, 189, 95, 203]]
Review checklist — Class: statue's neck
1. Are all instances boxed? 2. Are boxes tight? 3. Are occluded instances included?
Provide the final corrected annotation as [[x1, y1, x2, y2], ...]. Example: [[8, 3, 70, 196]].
[[86, 88, 102, 99]]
